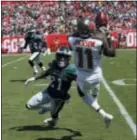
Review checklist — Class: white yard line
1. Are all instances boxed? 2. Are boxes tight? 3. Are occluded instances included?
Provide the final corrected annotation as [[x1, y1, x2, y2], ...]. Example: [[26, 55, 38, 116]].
[[36, 79, 137, 137], [2, 56, 27, 68], [102, 77, 136, 137]]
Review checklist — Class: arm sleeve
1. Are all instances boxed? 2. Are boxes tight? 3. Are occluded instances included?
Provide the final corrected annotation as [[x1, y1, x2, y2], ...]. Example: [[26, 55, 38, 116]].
[[35, 60, 56, 80], [22, 35, 29, 49], [35, 68, 51, 80], [102, 36, 116, 57]]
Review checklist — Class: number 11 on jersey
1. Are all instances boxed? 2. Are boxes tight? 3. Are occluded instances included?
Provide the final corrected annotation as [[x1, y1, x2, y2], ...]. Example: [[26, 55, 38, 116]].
[[75, 47, 93, 69]]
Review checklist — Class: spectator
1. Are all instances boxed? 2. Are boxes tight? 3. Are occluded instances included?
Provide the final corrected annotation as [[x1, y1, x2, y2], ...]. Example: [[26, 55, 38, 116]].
[[2, 1, 136, 37]]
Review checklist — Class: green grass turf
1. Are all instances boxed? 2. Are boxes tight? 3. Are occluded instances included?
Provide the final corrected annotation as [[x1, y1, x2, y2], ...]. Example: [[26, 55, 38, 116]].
[[2, 50, 136, 140]]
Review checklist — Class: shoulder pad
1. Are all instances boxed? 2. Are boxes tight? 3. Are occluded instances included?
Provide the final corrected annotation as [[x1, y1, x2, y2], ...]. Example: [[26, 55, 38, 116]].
[[65, 64, 77, 74]]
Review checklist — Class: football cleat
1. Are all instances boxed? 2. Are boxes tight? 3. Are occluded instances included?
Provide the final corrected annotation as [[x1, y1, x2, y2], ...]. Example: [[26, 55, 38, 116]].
[[104, 113, 114, 128], [43, 117, 59, 127]]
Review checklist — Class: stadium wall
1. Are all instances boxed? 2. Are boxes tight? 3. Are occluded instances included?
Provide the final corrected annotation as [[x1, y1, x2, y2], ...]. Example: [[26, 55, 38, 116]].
[[1, 30, 136, 54]]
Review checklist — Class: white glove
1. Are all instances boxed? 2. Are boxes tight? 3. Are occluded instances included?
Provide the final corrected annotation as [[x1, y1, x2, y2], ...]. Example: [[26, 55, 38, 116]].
[[25, 77, 35, 86], [99, 26, 110, 36]]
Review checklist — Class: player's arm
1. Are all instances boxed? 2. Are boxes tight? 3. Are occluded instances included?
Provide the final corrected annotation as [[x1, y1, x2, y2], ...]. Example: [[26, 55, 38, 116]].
[[68, 33, 80, 51], [25, 60, 56, 85], [36, 68, 51, 80], [18, 36, 29, 53], [41, 40, 48, 54], [23, 39, 29, 49], [24, 68, 51, 85], [102, 36, 116, 57]]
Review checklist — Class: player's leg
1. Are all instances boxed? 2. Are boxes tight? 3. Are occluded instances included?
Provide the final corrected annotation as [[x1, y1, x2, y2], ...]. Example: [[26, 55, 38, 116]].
[[44, 99, 65, 127], [35, 54, 46, 71], [77, 73, 113, 127], [26, 89, 51, 112], [28, 52, 40, 75]]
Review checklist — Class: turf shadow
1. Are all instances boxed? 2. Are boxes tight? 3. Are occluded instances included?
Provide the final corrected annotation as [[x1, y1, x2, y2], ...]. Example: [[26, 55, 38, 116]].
[[10, 125, 82, 140], [35, 127, 82, 140], [10, 79, 27, 82]]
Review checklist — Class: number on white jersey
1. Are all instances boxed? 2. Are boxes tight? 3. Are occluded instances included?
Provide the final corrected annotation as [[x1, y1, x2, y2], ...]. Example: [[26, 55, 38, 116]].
[[75, 47, 93, 69]]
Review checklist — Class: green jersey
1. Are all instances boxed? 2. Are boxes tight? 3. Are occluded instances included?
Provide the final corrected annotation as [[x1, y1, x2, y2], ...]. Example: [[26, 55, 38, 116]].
[[36, 60, 77, 100], [23, 34, 46, 53]]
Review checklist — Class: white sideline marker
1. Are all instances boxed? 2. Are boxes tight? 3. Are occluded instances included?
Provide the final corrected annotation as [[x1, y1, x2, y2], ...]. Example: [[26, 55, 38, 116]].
[[102, 77, 136, 137], [2, 56, 27, 68]]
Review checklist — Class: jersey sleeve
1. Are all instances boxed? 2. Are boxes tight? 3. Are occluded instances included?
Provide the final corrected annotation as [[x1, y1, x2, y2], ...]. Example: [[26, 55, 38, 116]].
[[68, 36, 75, 50], [62, 64, 77, 80], [23, 35, 29, 49], [68, 36, 81, 50]]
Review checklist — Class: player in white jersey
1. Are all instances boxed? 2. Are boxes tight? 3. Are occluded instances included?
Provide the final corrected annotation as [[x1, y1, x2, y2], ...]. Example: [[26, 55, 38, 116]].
[[68, 14, 116, 128]]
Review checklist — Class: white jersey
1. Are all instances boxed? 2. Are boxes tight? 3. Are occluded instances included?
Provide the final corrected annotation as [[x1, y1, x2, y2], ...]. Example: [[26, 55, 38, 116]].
[[68, 36, 103, 74]]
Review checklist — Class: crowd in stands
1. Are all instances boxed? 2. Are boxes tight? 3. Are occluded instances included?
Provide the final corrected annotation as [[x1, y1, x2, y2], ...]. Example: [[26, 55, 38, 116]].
[[2, 1, 137, 37]]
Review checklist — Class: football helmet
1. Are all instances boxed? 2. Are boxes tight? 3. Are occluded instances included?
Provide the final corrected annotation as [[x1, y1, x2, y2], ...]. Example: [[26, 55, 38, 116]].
[[77, 17, 94, 37], [95, 12, 108, 27], [25, 30, 36, 40], [56, 47, 72, 68]]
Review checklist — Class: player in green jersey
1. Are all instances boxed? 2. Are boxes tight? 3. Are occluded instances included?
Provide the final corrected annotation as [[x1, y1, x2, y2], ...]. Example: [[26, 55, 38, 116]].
[[25, 46, 77, 127], [20, 30, 47, 76]]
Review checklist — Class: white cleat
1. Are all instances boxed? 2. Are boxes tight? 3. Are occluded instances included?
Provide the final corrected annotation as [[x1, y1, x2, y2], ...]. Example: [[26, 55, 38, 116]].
[[44, 118, 59, 127], [104, 113, 114, 128]]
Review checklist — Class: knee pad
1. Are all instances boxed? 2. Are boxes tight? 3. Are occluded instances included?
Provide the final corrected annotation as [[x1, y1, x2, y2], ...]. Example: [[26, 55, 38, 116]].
[[28, 60, 34, 67]]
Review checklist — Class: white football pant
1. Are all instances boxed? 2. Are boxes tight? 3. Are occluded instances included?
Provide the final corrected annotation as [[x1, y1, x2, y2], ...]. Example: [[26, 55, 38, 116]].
[[76, 70, 102, 105], [26, 89, 64, 116]]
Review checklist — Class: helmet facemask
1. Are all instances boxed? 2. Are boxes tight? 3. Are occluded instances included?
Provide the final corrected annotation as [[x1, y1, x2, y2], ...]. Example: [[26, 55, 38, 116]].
[[77, 18, 94, 38], [56, 53, 71, 68], [56, 47, 72, 68]]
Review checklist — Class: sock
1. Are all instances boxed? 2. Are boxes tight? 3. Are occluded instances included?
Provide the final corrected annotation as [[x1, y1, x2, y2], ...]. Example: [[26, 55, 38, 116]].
[[91, 100, 106, 119], [98, 109, 107, 118]]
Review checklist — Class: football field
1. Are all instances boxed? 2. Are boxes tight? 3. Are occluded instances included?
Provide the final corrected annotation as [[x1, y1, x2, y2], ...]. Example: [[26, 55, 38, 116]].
[[2, 49, 136, 140]]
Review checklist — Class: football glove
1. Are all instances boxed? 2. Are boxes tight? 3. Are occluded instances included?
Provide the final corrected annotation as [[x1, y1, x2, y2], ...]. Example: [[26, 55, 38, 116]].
[[99, 26, 110, 36]]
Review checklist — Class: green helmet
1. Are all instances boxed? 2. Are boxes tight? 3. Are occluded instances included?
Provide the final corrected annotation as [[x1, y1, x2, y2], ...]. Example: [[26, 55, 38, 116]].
[[56, 47, 72, 68]]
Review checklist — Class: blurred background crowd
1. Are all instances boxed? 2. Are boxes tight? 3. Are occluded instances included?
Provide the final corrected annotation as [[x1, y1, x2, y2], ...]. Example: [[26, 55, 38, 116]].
[[2, 1, 137, 37]]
